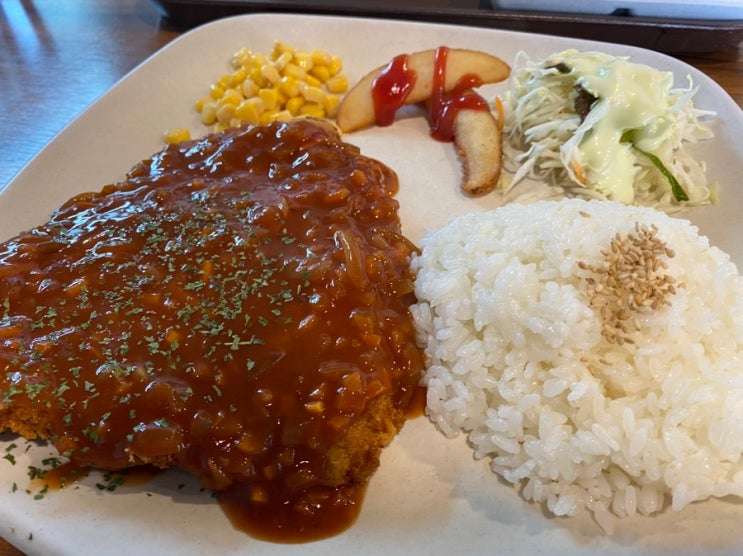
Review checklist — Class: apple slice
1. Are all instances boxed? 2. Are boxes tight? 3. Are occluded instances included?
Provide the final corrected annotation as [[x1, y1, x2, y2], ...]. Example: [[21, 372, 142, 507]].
[[454, 108, 503, 195], [336, 48, 510, 133]]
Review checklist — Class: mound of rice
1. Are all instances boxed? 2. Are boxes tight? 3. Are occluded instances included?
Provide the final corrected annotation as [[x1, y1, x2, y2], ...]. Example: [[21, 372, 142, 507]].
[[411, 198, 743, 531]]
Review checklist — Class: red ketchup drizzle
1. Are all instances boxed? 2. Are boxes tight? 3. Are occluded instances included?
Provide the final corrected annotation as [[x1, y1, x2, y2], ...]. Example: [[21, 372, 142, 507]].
[[371, 54, 417, 126], [429, 46, 490, 142], [369, 47, 491, 141]]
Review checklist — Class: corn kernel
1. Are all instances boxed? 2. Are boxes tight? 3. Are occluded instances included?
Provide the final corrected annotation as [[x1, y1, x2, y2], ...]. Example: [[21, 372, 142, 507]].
[[299, 103, 325, 119], [219, 88, 243, 108], [272, 40, 294, 58], [285, 96, 304, 116], [232, 47, 251, 68], [241, 79, 259, 98], [276, 90, 288, 107], [310, 65, 330, 83], [258, 88, 279, 111], [235, 97, 263, 125], [248, 66, 266, 88], [272, 51, 293, 71], [229, 68, 248, 87], [311, 49, 332, 67], [186, 41, 348, 141], [304, 74, 322, 88], [272, 110, 293, 123], [253, 52, 267, 67], [209, 83, 225, 100], [234, 101, 257, 123], [283, 63, 306, 81], [194, 95, 211, 112], [322, 94, 340, 118], [327, 56, 343, 77], [216, 103, 236, 126], [200, 102, 218, 125], [300, 84, 324, 104], [260, 64, 281, 85], [294, 52, 313, 70], [259, 110, 278, 126], [325, 75, 348, 94], [234, 106, 259, 127], [276, 75, 299, 98], [163, 127, 191, 144]]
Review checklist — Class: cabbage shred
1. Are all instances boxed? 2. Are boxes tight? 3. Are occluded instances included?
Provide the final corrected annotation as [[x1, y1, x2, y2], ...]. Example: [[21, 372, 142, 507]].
[[500, 50, 716, 209]]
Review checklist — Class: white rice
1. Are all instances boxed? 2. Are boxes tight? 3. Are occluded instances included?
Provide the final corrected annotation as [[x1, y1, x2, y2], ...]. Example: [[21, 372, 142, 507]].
[[411, 199, 743, 531]]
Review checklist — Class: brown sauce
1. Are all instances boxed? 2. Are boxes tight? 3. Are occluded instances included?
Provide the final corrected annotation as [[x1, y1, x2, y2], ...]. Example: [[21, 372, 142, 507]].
[[32, 462, 157, 491], [0, 119, 424, 541], [405, 385, 427, 419], [31, 462, 89, 491], [219, 481, 367, 543]]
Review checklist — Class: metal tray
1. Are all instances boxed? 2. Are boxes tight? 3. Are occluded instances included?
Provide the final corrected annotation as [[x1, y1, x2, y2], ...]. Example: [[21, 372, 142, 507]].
[[151, 0, 743, 53]]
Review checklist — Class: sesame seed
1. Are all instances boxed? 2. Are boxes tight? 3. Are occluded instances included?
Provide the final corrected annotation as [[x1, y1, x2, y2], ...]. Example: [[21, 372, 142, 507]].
[[579, 222, 680, 345]]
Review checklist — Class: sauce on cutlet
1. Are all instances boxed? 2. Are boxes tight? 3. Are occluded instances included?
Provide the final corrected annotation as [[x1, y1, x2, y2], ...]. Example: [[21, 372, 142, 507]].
[[0, 119, 424, 541]]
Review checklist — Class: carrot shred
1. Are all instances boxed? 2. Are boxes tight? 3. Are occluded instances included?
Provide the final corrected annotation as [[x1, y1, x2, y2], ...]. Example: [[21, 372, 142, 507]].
[[571, 158, 587, 184], [493, 96, 504, 132]]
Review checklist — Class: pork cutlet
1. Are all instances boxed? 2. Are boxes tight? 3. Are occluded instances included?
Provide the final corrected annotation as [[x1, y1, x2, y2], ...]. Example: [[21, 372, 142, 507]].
[[0, 118, 423, 539]]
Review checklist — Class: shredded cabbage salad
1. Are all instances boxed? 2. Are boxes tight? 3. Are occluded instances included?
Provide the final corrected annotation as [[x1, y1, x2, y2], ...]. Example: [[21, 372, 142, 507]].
[[499, 49, 716, 209]]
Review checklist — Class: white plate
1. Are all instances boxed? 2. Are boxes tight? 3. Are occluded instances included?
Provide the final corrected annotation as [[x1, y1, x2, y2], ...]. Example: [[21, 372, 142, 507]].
[[1, 13, 742, 556]]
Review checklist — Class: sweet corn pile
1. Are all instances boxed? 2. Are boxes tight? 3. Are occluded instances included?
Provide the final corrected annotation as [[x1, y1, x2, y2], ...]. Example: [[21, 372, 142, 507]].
[[164, 41, 348, 144]]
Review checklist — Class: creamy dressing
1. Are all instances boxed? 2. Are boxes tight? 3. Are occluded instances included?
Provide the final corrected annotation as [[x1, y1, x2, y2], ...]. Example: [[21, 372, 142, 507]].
[[558, 51, 676, 203], [502, 49, 713, 208]]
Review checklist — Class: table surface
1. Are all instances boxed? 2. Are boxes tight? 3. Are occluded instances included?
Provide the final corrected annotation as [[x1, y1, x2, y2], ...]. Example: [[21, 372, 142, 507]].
[[0, 0, 741, 554]]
